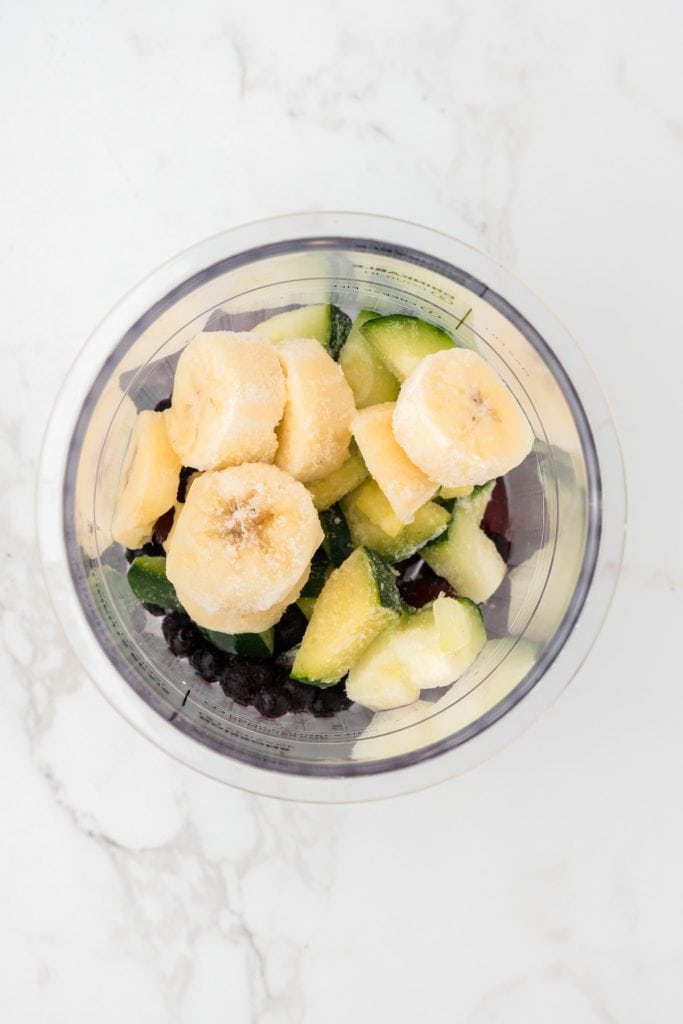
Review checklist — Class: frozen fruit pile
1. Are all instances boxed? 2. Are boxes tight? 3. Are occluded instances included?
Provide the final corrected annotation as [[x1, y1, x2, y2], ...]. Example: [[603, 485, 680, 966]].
[[112, 305, 532, 718]]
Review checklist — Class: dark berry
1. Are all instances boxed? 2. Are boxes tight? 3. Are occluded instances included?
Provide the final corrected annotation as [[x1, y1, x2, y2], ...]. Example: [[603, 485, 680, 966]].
[[311, 683, 352, 717], [220, 660, 271, 706], [253, 688, 291, 718], [273, 604, 308, 654], [162, 610, 188, 642], [250, 662, 278, 688], [399, 576, 457, 608], [152, 507, 175, 545], [126, 539, 164, 562], [142, 538, 165, 558], [162, 611, 201, 657], [221, 672, 259, 706], [488, 531, 511, 563], [142, 602, 166, 617], [169, 623, 201, 657], [189, 645, 225, 682], [275, 645, 300, 673], [394, 554, 429, 583], [176, 466, 198, 504], [282, 678, 317, 713], [481, 478, 510, 537], [154, 397, 172, 412]]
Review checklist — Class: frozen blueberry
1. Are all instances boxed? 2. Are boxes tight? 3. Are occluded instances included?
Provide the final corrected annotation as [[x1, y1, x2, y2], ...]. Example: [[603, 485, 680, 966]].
[[273, 604, 308, 654], [311, 683, 352, 717], [162, 611, 201, 657], [253, 688, 291, 718], [281, 678, 317, 713], [251, 662, 278, 688], [142, 602, 166, 617], [171, 623, 201, 657], [154, 397, 172, 412], [189, 645, 225, 682], [221, 660, 271, 706], [159, 606, 181, 638], [162, 610, 187, 641]]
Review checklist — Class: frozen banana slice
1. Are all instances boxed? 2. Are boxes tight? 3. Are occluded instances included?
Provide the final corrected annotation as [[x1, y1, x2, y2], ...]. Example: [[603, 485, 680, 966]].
[[179, 565, 311, 635], [165, 331, 286, 471], [352, 402, 438, 524], [275, 338, 355, 483], [166, 463, 322, 634], [393, 349, 534, 488], [111, 410, 181, 549]]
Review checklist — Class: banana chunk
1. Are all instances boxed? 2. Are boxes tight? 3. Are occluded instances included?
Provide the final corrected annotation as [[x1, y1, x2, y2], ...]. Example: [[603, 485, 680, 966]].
[[393, 349, 534, 487], [165, 332, 286, 471], [352, 402, 438, 524], [179, 566, 310, 634], [166, 464, 323, 634], [111, 410, 181, 549], [275, 338, 356, 483]]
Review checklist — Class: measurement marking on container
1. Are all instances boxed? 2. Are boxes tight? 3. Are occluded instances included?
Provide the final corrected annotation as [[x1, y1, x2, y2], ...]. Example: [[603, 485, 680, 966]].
[[181, 690, 190, 708]]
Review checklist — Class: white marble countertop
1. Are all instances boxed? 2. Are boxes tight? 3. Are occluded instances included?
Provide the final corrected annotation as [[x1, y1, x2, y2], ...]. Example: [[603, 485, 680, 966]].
[[2, 0, 682, 1020]]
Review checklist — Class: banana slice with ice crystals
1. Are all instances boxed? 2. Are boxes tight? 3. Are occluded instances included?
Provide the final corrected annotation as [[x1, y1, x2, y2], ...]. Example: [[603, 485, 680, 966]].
[[165, 463, 323, 634], [165, 331, 286, 471], [393, 349, 534, 487]]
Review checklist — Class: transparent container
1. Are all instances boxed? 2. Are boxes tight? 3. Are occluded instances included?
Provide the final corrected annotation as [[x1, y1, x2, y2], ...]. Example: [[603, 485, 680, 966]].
[[37, 213, 625, 801]]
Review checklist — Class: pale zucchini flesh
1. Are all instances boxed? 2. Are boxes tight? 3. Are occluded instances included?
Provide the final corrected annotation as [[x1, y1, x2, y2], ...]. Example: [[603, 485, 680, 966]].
[[292, 547, 402, 685]]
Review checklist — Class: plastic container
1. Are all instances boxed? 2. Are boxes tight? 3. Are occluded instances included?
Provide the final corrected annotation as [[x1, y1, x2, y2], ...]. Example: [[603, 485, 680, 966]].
[[37, 213, 625, 801]]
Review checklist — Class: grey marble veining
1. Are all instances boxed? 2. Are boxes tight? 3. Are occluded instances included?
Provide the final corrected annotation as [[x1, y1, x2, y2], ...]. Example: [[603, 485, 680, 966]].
[[1, 0, 682, 1020]]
